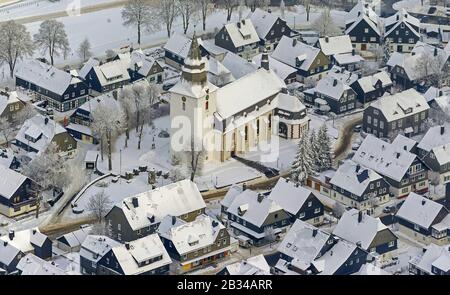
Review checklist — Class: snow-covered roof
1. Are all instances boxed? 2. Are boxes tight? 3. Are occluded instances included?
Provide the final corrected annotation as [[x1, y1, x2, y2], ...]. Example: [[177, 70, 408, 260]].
[[277, 93, 307, 113], [223, 19, 260, 48], [385, 9, 420, 30], [0, 228, 48, 253], [16, 254, 65, 275], [15, 114, 68, 154], [216, 68, 285, 119], [163, 33, 192, 59], [315, 239, 358, 275], [15, 59, 81, 95], [227, 189, 283, 227], [0, 166, 28, 200], [0, 148, 15, 169], [111, 234, 171, 275], [125, 50, 160, 77], [330, 161, 383, 197], [314, 75, 352, 101], [79, 58, 100, 79], [352, 135, 417, 182], [272, 36, 322, 71], [0, 239, 21, 267], [268, 178, 314, 216], [334, 53, 365, 65], [222, 51, 258, 80], [92, 59, 130, 86], [0, 90, 22, 115], [368, 88, 429, 122], [432, 247, 450, 272], [115, 179, 206, 231], [396, 193, 447, 229], [220, 184, 244, 209], [391, 134, 416, 152], [169, 73, 218, 99], [206, 56, 233, 79], [345, 1, 381, 36], [57, 227, 89, 248], [198, 39, 228, 57], [333, 209, 391, 250], [412, 41, 450, 64], [158, 215, 225, 256], [356, 71, 392, 93], [80, 235, 120, 263], [417, 125, 450, 164], [318, 35, 353, 56], [424, 87, 450, 103], [327, 65, 359, 86], [252, 54, 297, 81], [224, 254, 271, 275], [77, 92, 120, 114], [249, 9, 280, 39], [411, 244, 450, 274]]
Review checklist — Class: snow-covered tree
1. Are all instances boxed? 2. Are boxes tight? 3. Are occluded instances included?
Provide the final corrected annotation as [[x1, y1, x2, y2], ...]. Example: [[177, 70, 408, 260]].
[[246, 0, 270, 12], [291, 134, 315, 185], [77, 37, 92, 62], [196, 0, 213, 31], [91, 102, 126, 171], [149, 0, 178, 37], [414, 52, 449, 88], [280, 0, 286, 19], [313, 8, 341, 37], [0, 117, 15, 147], [34, 20, 70, 65], [316, 124, 333, 171], [185, 138, 205, 181], [121, 0, 153, 45], [87, 190, 113, 222], [308, 129, 320, 171], [222, 0, 239, 21], [0, 21, 34, 78], [332, 201, 345, 219], [177, 0, 200, 35]]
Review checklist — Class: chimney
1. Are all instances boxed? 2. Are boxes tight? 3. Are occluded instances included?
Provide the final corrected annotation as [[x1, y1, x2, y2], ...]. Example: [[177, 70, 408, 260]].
[[441, 125, 445, 135], [312, 229, 318, 237], [3, 241, 7, 247], [422, 199, 426, 206], [434, 47, 438, 56], [257, 193, 264, 203], [131, 197, 139, 208], [292, 39, 297, 47], [261, 50, 270, 71], [404, 145, 407, 151], [172, 216, 177, 225], [396, 152, 401, 159], [237, 22, 241, 29], [286, 178, 289, 183], [149, 215, 155, 223], [8, 230, 14, 241], [356, 164, 361, 173], [125, 242, 130, 250], [358, 211, 363, 223], [242, 19, 246, 25], [396, 15, 399, 21], [325, 36, 329, 43], [356, 241, 362, 248], [333, 79, 338, 87], [44, 117, 49, 125], [32, 229, 37, 235], [281, 88, 288, 94]]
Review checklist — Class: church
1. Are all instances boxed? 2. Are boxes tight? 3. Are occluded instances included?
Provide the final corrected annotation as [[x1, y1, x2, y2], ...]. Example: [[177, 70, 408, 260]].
[[169, 36, 310, 163]]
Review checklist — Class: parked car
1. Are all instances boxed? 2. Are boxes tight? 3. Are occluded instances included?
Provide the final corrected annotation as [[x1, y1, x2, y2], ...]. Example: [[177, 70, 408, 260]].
[[353, 125, 362, 133], [352, 143, 360, 151]]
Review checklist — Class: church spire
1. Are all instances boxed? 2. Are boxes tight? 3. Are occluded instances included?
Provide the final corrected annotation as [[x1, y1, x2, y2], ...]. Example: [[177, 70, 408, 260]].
[[182, 33, 207, 84]]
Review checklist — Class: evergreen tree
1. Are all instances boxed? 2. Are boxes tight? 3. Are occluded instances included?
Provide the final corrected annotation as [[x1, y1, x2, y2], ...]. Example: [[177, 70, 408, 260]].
[[309, 130, 319, 171], [291, 134, 314, 185], [317, 124, 332, 171]]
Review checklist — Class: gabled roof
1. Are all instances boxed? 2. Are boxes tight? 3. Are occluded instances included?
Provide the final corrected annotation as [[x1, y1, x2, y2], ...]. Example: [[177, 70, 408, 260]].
[[315, 239, 358, 275], [418, 126, 450, 165], [385, 9, 420, 30], [80, 235, 120, 263], [334, 53, 365, 65], [221, 51, 258, 80], [16, 254, 65, 275], [126, 50, 160, 77], [0, 228, 48, 253], [15, 59, 80, 95], [352, 135, 417, 182], [327, 65, 359, 86], [333, 209, 392, 250], [0, 166, 28, 200], [391, 134, 417, 152], [163, 33, 193, 59], [396, 193, 447, 229], [314, 75, 352, 101], [77, 92, 121, 114], [220, 184, 244, 209], [345, 1, 381, 36], [158, 215, 225, 256], [0, 90, 22, 115], [223, 19, 260, 48], [224, 254, 271, 275], [111, 234, 172, 275], [114, 179, 206, 231], [272, 36, 323, 71], [92, 59, 130, 86], [410, 244, 450, 274], [368, 88, 429, 122], [252, 54, 297, 81], [56, 227, 89, 248], [356, 71, 392, 93], [0, 240, 21, 267], [79, 58, 100, 79], [268, 178, 315, 216], [330, 161, 383, 197], [249, 8, 280, 39], [318, 35, 353, 56]]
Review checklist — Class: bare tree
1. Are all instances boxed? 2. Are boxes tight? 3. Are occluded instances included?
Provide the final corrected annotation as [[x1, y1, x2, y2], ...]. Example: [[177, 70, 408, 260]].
[[313, 8, 341, 37], [0, 117, 15, 147], [246, 0, 269, 12], [304, 0, 311, 22], [0, 21, 34, 78], [34, 20, 70, 65], [185, 139, 205, 181], [177, 0, 200, 35], [87, 190, 113, 222], [149, 0, 178, 37], [414, 52, 448, 88], [222, 0, 239, 21], [197, 0, 212, 31], [280, 0, 286, 19], [121, 0, 153, 45], [77, 37, 92, 62]]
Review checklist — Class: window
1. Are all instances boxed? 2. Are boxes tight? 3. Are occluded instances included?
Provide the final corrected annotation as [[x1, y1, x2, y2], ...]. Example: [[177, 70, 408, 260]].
[[117, 224, 121, 231], [314, 208, 321, 214], [364, 28, 369, 33], [380, 121, 384, 129], [299, 212, 305, 218], [9, 105, 14, 111], [308, 201, 312, 207], [367, 116, 372, 124], [388, 241, 395, 248], [205, 101, 209, 111], [414, 224, 420, 231], [182, 102, 186, 111]]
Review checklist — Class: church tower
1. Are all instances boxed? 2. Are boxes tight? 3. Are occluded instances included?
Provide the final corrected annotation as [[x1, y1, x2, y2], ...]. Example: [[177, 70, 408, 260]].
[[169, 34, 219, 163]]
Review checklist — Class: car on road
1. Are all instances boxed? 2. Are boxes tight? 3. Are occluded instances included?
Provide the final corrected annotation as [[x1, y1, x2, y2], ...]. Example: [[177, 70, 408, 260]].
[[383, 206, 392, 214], [314, 109, 327, 115], [264, 168, 279, 178], [352, 143, 360, 151], [353, 125, 362, 133]]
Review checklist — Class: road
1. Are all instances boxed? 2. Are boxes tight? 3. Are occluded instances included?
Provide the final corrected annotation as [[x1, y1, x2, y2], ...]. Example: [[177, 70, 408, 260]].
[[333, 114, 363, 164]]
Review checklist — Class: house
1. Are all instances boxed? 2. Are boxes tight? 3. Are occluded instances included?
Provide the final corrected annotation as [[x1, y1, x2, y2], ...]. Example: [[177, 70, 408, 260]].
[[0, 90, 26, 122], [417, 126, 450, 185], [116, 49, 164, 84], [424, 86, 450, 105], [215, 19, 260, 60], [275, 219, 368, 275], [97, 234, 172, 275], [0, 148, 20, 170], [158, 215, 231, 273], [56, 226, 90, 252], [105, 179, 206, 242], [79, 235, 121, 275], [317, 35, 364, 71], [333, 209, 398, 262], [82, 58, 130, 95], [226, 188, 290, 246], [267, 178, 324, 225], [304, 75, 357, 114], [352, 135, 429, 198], [362, 89, 429, 139], [14, 114, 77, 157], [16, 254, 65, 275], [249, 8, 292, 52], [205, 56, 235, 87], [384, 9, 421, 53], [84, 150, 99, 170], [0, 166, 37, 217], [221, 51, 259, 80], [218, 254, 271, 275], [0, 239, 24, 274], [351, 71, 392, 104], [220, 184, 245, 217], [0, 228, 52, 260], [396, 193, 450, 245], [169, 39, 310, 163], [392, 134, 417, 153], [15, 59, 89, 112], [329, 161, 391, 212], [410, 244, 450, 275], [164, 33, 199, 69], [68, 92, 120, 143], [252, 53, 297, 84], [198, 39, 228, 61], [271, 36, 330, 82], [345, 1, 382, 51]]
